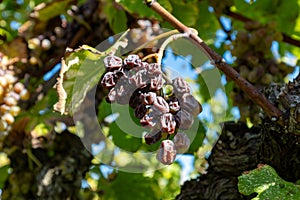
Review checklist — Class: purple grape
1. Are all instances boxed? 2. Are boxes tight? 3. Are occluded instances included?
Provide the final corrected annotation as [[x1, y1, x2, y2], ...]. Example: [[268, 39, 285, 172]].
[[156, 140, 176, 165], [172, 77, 190, 95], [160, 113, 176, 134], [149, 72, 163, 91], [124, 54, 141, 69], [180, 93, 202, 117], [101, 72, 116, 89], [140, 92, 157, 105], [144, 130, 162, 145], [103, 55, 123, 71], [153, 96, 169, 114], [174, 109, 194, 130], [134, 104, 147, 119]]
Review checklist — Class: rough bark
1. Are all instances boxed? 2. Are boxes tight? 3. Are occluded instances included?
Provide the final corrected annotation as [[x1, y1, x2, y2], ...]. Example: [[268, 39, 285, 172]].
[[177, 78, 300, 199], [177, 121, 261, 200]]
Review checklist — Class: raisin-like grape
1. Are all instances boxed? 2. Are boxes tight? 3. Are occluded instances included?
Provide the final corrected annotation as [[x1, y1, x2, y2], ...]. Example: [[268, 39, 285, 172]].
[[153, 96, 169, 114], [156, 140, 176, 165], [149, 72, 163, 91], [140, 112, 158, 128], [160, 113, 176, 134], [129, 70, 148, 89], [180, 93, 202, 117], [140, 92, 157, 105], [173, 132, 190, 154], [168, 100, 180, 113], [172, 77, 190, 95], [101, 72, 116, 89], [104, 55, 123, 71], [175, 109, 194, 130], [106, 88, 117, 103], [124, 54, 141, 69], [135, 104, 147, 119], [146, 63, 160, 74], [144, 130, 162, 145]]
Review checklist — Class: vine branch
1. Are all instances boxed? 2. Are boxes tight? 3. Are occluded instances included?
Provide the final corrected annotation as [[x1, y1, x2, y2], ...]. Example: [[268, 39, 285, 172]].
[[145, 0, 283, 120]]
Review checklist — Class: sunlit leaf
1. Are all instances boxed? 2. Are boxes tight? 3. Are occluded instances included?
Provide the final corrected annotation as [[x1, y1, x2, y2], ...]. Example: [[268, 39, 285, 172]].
[[238, 165, 300, 199], [32, 0, 76, 21]]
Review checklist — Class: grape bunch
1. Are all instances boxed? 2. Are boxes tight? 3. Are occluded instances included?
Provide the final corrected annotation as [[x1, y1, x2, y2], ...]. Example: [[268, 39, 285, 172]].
[[0, 67, 29, 134], [101, 54, 202, 165], [229, 21, 294, 124]]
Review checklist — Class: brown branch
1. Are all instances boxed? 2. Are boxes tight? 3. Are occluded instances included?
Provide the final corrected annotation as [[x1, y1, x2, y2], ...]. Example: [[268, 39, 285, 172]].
[[226, 10, 300, 48], [145, 0, 283, 120]]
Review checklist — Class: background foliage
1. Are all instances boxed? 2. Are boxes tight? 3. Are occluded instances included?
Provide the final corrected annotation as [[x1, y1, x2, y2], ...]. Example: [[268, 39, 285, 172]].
[[0, 0, 299, 199]]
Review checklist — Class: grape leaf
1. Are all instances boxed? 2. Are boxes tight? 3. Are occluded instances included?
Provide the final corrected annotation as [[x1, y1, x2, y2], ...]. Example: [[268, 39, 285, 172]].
[[170, 1, 199, 27], [103, 1, 127, 33], [117, 0, 172, 19], [32, 0, 76, 21], [54, 31, 129, 115], [100, 171, 161, 200], [53, 45, 105, 115], [233, 0, 299, 35], [108, 121, 142, 152], [186, 119, 206, 154], [0, 165, 9, 189], [238, 165, 300, 199]]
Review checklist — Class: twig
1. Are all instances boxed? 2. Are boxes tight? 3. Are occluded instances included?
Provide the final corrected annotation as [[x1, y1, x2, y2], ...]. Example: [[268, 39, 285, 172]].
[[131, 29, 178, 54], [145, 0, 283, 120]]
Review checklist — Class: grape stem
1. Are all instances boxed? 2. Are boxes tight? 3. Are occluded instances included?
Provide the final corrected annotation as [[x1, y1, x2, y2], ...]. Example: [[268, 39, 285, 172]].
[[156, 32, 191, 66], [145, 0, 283, 121], [131, 29, 178, 54]]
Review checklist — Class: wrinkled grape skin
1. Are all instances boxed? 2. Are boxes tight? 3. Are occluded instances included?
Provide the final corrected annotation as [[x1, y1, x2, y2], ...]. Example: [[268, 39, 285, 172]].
[[103, 55, 123, 71], [172, 77, 190, 95], [175, 109, 194, 130], [160, 113, 176, 134], [101, 72, 116, 89], [173, 132, 190, 154], [156, 140, 176, 165], [180, 93, 202, 117], [140, 92, 157, 105], [153, 96, 169, 114], [144, 130, 162, 145]]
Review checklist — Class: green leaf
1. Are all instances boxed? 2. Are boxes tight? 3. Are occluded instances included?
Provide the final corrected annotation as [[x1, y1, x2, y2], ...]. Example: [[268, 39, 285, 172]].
[[186, 119, 206, 154], [197, 68, 223, 102], [0, 165, 10, 189], [33, 0, 76, 21], [98, 100, 113, 123], [195, 1, 220, 41], [100, 171, 161, 200], [108, 104, 144, 152], [117, 0, 172, 19], [53, 45, 105, 115], [233, 0, 299, 35], [54, 30, 130, 115], [238, 165, 300, 199], [171, 1, 198, 27], [104, 1, 127, 33]]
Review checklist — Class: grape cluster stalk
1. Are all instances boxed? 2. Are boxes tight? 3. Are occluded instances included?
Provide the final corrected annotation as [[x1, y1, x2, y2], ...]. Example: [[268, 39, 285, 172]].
[[101, 54, 202, 165]]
